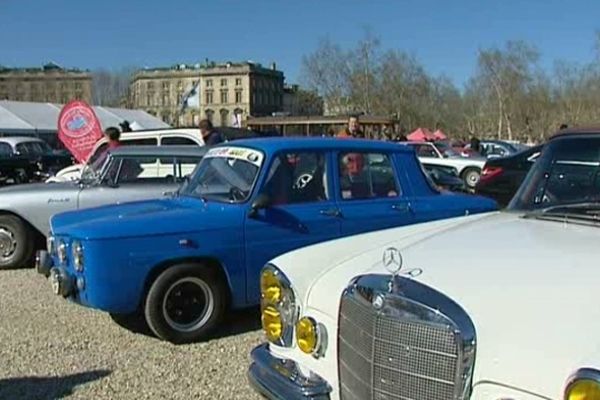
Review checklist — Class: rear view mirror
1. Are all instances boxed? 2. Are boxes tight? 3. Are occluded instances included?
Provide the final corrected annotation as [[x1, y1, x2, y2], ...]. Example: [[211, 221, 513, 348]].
[[248, 193, 271, 218]]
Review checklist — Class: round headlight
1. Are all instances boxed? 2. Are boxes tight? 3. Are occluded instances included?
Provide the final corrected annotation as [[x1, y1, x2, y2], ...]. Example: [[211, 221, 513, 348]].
[[296, 316, 319, 355], [262, 305, 283, 342], [565, 369, 600, 400], [57, 240, 67, 264], [260, 268, 282, 304], [72, 241, 83, 272]]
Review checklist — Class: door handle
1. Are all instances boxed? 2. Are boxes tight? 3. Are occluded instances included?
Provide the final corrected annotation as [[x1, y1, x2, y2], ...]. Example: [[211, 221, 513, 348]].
[[391, 202, 412, 213], [320, 208, 341, 217]]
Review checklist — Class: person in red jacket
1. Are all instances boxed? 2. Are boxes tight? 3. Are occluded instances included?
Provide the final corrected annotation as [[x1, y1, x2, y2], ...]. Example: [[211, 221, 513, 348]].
[[337, 115, 364, 138]]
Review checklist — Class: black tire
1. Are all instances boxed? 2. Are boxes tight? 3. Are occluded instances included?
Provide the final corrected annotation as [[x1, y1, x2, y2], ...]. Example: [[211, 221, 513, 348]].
[[0, 214, 33, 269], [144, 263, 227, 344], [461, 168, 481, 190]]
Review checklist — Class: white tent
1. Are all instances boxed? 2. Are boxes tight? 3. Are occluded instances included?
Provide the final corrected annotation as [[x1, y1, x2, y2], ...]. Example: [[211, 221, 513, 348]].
[[0, 100, 170, 136]]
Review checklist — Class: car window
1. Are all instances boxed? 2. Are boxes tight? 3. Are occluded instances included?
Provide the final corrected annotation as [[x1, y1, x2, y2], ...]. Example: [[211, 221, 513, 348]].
[[262, 152, 328, 205], [415, 144, 438, 158], [122, 138, 158, 146], [338, 152, 400, 200], [16, 141, 49, 155], [158, 156, 203, 181], [0, 143, 13, 157], [160, 136, 198, 146], [102, 156, 169, 184]]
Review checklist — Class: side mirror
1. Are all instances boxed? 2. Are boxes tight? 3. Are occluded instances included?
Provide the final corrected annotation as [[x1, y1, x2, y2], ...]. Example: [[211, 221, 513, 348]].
[[248, 193, 271, 218]]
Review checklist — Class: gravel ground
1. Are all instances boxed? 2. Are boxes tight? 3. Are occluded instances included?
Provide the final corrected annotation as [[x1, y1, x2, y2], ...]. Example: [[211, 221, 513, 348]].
[[0, 269, 264, 400]]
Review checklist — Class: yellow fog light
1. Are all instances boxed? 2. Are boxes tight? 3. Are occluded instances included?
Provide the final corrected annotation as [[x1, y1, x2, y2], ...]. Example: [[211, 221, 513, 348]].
[[261, 269, 282, 304], [296, 316, 319, 355], [262, 305, 283, 342], [566, 379, 600, 400]]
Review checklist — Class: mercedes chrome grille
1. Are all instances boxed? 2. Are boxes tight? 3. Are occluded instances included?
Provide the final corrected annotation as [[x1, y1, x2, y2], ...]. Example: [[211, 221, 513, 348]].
[[338, 274, 476, 400]]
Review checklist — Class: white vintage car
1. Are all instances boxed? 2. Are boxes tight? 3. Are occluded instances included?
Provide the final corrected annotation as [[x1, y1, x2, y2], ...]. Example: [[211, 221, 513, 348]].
[[248, 130, 600, 400], [405, 141, 487, 189]]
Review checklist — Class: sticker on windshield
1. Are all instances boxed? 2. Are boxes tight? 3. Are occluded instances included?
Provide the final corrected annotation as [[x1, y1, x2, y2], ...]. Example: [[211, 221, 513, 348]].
[[205, 147, 264, 166]]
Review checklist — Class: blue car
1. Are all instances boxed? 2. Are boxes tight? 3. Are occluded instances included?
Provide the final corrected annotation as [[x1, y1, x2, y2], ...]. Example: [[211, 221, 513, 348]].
[[37, 138, 497, 343]]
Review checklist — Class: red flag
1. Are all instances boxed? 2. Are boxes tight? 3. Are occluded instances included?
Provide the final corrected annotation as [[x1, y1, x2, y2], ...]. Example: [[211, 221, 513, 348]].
[[58, 100, 103, 163]]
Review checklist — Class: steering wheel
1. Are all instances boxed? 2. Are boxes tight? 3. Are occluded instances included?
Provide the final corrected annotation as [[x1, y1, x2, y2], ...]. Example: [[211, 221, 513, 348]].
[[229, 186, 246, 201], [294, 173, 314, 189]]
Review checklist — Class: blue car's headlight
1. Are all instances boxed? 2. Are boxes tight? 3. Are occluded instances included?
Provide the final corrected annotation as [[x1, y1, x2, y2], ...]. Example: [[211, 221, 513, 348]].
[[72, 240, 83, 272]]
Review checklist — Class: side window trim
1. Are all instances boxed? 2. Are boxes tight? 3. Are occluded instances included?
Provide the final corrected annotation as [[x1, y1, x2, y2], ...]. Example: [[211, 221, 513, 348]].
[[336, 150, 403, 202], [260, 149, 332, 206]]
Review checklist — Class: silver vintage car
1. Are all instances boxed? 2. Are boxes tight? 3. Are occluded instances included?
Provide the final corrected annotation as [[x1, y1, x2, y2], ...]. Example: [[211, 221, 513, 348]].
[[0, 145, 207, 269]]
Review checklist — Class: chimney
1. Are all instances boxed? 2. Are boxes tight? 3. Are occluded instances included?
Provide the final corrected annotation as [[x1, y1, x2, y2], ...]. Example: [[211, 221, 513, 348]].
[[271, 62, 277, 71]]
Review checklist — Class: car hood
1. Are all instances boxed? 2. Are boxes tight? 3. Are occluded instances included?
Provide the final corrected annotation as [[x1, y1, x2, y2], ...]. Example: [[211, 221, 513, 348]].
[[50, 196, 239, 240], [272, 212, 600, 399]]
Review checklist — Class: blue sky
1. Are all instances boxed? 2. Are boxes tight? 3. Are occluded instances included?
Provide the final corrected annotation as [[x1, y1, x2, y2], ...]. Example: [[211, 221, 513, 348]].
[[1, 0, 598, 88]]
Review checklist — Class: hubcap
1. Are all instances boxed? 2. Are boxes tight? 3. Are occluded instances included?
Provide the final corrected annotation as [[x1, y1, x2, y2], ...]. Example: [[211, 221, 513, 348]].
[[466, 172, 480, 187], [162, 277, 214, 333], [0, 227, 17, 260]]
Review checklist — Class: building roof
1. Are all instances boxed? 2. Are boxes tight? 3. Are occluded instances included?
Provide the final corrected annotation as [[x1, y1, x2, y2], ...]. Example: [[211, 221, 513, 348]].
[[245, 115, 395, 126], [219, 136, 412, 153], [0, 100, 170, 135]]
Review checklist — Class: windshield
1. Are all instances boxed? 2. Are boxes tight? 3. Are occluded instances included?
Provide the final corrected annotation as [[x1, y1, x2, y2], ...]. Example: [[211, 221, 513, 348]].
[[16, 141, 52, 155], [180, 146, 264, 203], [508, 136, 600, 211], [80, 150, 111, 183]]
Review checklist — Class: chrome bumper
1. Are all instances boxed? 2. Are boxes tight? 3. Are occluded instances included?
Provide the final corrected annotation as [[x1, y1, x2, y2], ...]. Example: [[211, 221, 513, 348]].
[[35, 250, 53, 277], [248, 344, 332, 400]]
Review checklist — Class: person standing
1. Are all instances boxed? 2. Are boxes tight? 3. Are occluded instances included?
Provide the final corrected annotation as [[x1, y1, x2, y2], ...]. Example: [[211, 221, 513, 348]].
[[337, 115, 365, 138], [199, 119, 224, 145]]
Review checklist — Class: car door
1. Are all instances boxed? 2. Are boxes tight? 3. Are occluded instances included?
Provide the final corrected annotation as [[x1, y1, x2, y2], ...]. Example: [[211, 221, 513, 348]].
[[244, 150, 340, 303], [335, 150, 415, 236], [77, 154, 179, 209]]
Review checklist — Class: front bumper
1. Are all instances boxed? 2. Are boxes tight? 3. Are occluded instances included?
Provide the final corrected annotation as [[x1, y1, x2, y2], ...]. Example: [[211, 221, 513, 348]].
[[35, 250, 53, 277], [247, 343, 332, 400]]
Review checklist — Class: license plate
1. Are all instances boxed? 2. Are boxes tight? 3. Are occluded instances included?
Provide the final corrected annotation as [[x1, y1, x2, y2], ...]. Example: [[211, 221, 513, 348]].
[[49, 269, 61, 296]]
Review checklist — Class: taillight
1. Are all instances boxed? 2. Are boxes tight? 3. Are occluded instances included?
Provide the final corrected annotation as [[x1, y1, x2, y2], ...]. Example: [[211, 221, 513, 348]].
[[480, 166, 504, 183]]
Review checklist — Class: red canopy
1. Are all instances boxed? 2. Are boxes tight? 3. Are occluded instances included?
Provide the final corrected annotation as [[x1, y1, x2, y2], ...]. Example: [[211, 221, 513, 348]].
[[433, 129, 447, 140], [407, 127, 434, 141]]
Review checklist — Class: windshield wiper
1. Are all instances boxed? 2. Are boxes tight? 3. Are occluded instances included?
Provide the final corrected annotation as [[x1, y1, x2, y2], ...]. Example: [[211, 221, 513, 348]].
[[524, 201, 600, 225]]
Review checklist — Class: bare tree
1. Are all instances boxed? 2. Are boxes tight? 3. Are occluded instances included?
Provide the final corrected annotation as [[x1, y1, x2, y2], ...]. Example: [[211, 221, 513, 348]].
[[92, 66, 138, 107]]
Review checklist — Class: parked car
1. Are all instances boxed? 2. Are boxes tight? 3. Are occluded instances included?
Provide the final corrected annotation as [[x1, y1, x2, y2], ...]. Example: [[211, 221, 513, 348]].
[[476, 144, 543, 207], [0, 146, 33, 185], [47, 128, 206, 182], [248, 129, 600, 400], [422, 163, 467, 193], [37, 138, 497, 343], [0, 136, 74, 182], [0, 145, 205, 269], [404, 141, 487, 189], [463, 139, 524, 159]]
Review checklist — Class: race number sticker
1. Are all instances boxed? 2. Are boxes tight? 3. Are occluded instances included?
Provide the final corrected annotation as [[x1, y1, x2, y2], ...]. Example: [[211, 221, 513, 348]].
[[205, 147, 264, 166]]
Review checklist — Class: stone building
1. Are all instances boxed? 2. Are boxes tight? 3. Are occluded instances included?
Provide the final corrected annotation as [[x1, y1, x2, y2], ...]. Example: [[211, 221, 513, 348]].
[[198, 61, 284, 127], [0, 62, 92, 104], [129, 64, 201, 126], [129, 61, 285, 127]]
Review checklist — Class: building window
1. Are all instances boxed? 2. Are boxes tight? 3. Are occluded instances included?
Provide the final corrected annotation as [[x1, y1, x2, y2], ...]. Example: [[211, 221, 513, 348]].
[[206, 79, 213, 87], [162, 93, 169, 106], [177, 81, 183, 89], [205, 91, 213, 104], [75, 91, 83, 99], [220, 109, 229, 127], [147, 93, 154, 106], [220, 90, 228, 104], [162, 81, 170, 90], [147, 82, 155, 90], [220, 78, 227, 87], [235, 78, 242, 86], [75, 82, 82, 90], [205, 109, 214, 122], [235, 90, 242, 103]]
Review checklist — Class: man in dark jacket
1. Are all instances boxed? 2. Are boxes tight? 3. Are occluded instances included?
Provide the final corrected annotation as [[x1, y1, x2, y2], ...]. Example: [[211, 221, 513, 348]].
[[199, 119, 224, 145]]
